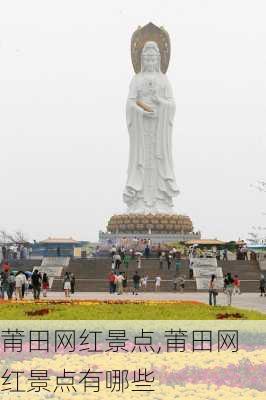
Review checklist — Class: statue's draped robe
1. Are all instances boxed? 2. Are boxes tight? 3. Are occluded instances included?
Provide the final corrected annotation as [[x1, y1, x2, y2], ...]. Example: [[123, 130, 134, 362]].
[[123, 72, 179, 214]]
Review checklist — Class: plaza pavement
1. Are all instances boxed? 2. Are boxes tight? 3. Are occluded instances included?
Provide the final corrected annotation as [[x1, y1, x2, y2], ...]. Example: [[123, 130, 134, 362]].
[[26, 291, 266, 314]]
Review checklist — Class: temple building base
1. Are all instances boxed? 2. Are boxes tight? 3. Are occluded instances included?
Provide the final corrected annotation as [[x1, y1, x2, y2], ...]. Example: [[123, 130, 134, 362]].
[[99, 213, 201, 245]]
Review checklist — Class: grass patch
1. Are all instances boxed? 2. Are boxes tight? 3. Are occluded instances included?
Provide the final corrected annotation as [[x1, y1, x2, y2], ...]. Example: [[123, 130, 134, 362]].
[[0, 301, 265, 320]]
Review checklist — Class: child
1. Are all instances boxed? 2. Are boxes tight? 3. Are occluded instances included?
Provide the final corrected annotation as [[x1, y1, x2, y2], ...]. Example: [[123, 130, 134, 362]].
[[179, 276, 185, 293], [233, 275, 241, 295]]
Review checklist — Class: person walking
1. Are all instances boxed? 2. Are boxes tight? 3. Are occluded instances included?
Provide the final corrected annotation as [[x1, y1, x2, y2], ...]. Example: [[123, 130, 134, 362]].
[[63, 272, 71, 297], [142, 275, 148, 290], [122, 272, 128, 292], [116, 272, 124, 295], [137, 254, 142, 269], [70, 273, 75, 295], [123, 254, 130, 269], [208, 274, 218, 306], [173, 275, 178, 291], [166, 254, 172, 270], [7, 272, 15, 299], [132, 271, 140, 295], [189, 260, 194, 279], [108, 271, 116, 294], [155, 275, 161, 291], [179, 276, 185, 292], [233, 274, 241, 295], [0, 271, 10, 299], [223, 248, 228, 261], [15, 272, 27, 301], [31, 269, 42, 300], [42, 273, 49, 297], [259, 274, 266, 296], [175, 258, 181, 273], [159, 254, 164, 270], [224, 272, 234, 306], [114, 254, 122, 270], [1, 246, 7, 261]]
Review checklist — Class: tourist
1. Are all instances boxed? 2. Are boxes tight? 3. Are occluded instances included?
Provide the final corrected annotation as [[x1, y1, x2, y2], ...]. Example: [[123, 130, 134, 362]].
[[189, 260, 194, 279], [216, 249, 221, 261], [155, 275, 161, 291], [31, 269, 42, 300], [144, 245, 150, 258], [116, 272, 125, 295], [111, 257, 115, 270], [140, 274, 148, 290], [108, 270, 116, 294], [42, 273, 49, 297], [120, 247, 126, 261], [223, 248, 228, 261], [1, 246, 7, 261], [242, 246, 248, 261], [122, 272, 128, 292], [166, 253, 172, 270], [224, 272, 234, 306], [63, 272, 71, 298], [123, 254, 130, 269], [208, 274, 218, 306], [114, 253, 122, 270], [110, 245, 116, 258], [2, 261, 10, 273], [0, 270, 10, 299], [15, 272, 27, 301], [179, 276, 185, 292], [70, 273, 75, 295], [175, 257, 181, 272], [173, 275, 178, 291], [172, 247, 177, 259], [233, 274, 241, 295], [132, 271, 140, 295], [136, 253, 142, 269], [7, 272, 15, 299], [24, 274, 30, 296], [157, 244, 161, 258], [159, 254, 164, 269], [259, 274, 266, 296], [142, 274, 148, 290], [250, 251, 257, 263]]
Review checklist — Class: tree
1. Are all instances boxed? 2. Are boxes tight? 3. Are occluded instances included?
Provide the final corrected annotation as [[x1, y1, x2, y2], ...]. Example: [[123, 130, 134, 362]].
[[0, 229, 28, 244]]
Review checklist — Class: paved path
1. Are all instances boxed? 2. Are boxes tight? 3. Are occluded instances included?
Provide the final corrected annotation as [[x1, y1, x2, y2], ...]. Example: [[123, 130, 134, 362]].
[[25, 291, 266, 314]]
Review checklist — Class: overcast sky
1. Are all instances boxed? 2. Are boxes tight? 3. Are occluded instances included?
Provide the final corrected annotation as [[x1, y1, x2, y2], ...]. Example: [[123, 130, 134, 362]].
[[0, 0, 265, 242]]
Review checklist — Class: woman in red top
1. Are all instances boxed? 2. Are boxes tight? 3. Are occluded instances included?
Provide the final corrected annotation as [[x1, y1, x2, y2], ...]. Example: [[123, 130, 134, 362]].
[[42, 273, 49, 297]]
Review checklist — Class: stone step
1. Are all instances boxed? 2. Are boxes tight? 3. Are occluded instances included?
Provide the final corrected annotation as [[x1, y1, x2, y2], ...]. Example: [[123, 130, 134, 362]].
[[51, 278, 197, 292]]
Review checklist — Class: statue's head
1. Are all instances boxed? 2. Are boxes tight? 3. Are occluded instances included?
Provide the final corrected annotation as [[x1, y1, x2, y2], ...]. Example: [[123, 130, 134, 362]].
[[141, 41, 161, 73]]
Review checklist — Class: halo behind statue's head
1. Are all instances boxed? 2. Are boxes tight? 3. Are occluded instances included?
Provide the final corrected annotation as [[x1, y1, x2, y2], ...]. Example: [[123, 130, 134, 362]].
[[131, 22, 171, 74]]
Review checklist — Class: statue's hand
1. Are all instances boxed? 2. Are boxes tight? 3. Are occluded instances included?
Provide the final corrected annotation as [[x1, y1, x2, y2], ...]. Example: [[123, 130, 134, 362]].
[[151, 94, 160, 105], [144, 110, 157, 118]]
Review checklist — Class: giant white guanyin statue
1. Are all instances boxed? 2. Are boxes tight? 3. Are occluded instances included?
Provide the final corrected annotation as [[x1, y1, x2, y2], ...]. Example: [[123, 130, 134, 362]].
[[123, 40, 179, 214]]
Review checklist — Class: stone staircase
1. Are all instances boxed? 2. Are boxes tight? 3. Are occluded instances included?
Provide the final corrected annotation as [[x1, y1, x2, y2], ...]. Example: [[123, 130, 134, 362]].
[[51, 257, 197, 292], [218, 260, 260, 292], [7, 257, 261, 293], [8, 259, 42, 271], [35, 257, 70, 287]]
